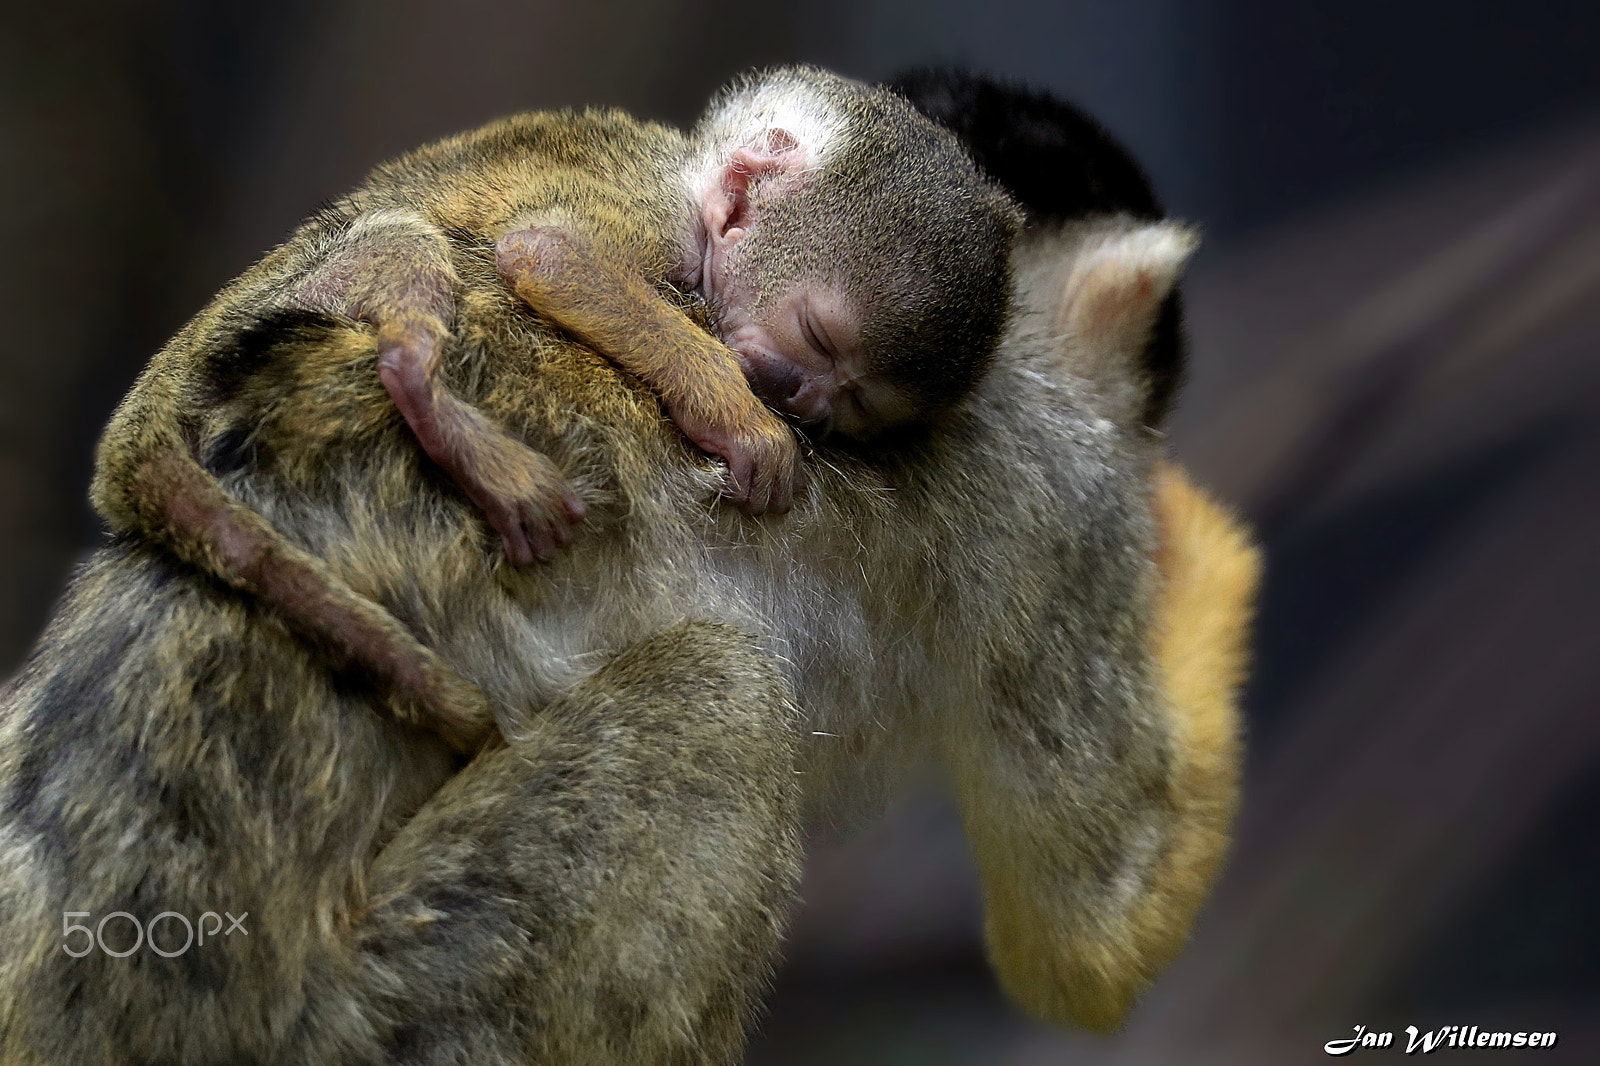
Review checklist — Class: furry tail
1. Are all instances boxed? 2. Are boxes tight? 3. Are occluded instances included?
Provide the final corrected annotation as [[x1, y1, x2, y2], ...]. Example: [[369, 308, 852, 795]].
[[1124, 460, 1261, 997], [976, 459, 1261, 1034]]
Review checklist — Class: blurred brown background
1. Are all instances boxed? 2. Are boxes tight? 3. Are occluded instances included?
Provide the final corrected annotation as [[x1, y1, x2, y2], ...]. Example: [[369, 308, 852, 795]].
[[3, 2, 1598, 1062]]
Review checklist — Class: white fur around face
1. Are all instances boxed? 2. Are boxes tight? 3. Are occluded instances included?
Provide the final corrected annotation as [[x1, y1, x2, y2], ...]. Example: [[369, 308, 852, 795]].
[[689, 72, 846, 202], [721, 83, 842, 167]]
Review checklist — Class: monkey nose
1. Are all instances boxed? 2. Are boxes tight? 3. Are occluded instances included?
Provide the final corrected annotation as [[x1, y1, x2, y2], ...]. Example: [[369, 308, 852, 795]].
[[743, 357, 805, 406]]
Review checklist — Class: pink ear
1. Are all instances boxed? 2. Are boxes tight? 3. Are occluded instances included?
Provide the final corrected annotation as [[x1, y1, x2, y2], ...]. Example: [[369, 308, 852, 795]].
[[719, 129, 807, 237]]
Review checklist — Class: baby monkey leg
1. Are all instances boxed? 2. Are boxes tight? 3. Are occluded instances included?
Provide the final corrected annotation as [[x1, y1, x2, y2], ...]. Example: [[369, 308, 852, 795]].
[[145, 447, 496, 754], [94, 209, 598, 755], [495, 225, 802, 515], [96, 326, 496, 752], [295, 210, 587, 565]]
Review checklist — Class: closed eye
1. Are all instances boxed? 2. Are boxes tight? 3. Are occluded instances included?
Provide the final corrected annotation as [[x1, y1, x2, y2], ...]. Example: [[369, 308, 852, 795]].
[[846, 386, 870, 421], [802, 315, 834, 361]]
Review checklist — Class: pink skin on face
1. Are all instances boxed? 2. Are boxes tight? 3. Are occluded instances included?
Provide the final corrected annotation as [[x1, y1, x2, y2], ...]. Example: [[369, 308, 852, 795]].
[[711, 278, 914, 441]]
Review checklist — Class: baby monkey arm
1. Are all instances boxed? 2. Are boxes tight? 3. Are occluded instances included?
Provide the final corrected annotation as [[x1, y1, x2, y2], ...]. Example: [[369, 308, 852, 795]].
[[91, 207, 794, 753], [495, 225, 802, 515]]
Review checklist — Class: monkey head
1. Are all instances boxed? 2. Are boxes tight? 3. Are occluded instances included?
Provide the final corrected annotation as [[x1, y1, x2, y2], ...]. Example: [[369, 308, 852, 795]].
[[688, 67, 1022, 441]]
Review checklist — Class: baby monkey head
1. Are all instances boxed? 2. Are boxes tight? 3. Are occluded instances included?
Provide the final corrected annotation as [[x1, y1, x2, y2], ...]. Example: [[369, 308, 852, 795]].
[[692, 66, 1021, 441]]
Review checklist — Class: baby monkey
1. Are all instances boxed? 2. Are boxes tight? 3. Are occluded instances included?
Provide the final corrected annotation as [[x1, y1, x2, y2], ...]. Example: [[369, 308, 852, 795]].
[[93, 66, 1018, 750], [346, 65, 1016, 558]]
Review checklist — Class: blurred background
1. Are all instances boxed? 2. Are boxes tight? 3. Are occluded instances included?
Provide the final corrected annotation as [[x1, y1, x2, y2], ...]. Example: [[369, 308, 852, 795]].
[[2, 2, 1597, 1062]]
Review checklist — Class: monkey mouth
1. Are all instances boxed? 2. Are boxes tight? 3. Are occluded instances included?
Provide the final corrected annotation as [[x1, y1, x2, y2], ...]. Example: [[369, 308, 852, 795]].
[[738, 354, 835, 430], [790, 411, 834, 442]]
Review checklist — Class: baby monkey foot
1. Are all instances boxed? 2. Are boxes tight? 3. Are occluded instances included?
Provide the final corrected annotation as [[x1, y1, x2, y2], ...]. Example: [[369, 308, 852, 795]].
[[372, 337, 586, 566], [445, 422, 587, 565]]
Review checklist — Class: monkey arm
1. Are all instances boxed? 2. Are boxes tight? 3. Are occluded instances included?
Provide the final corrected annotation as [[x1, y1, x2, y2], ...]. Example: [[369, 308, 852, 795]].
[[948, 462, 1257, 1033], [352, 622, 803, 1063], [495, 225, 802, 515], [298, 211, 588, 566]]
